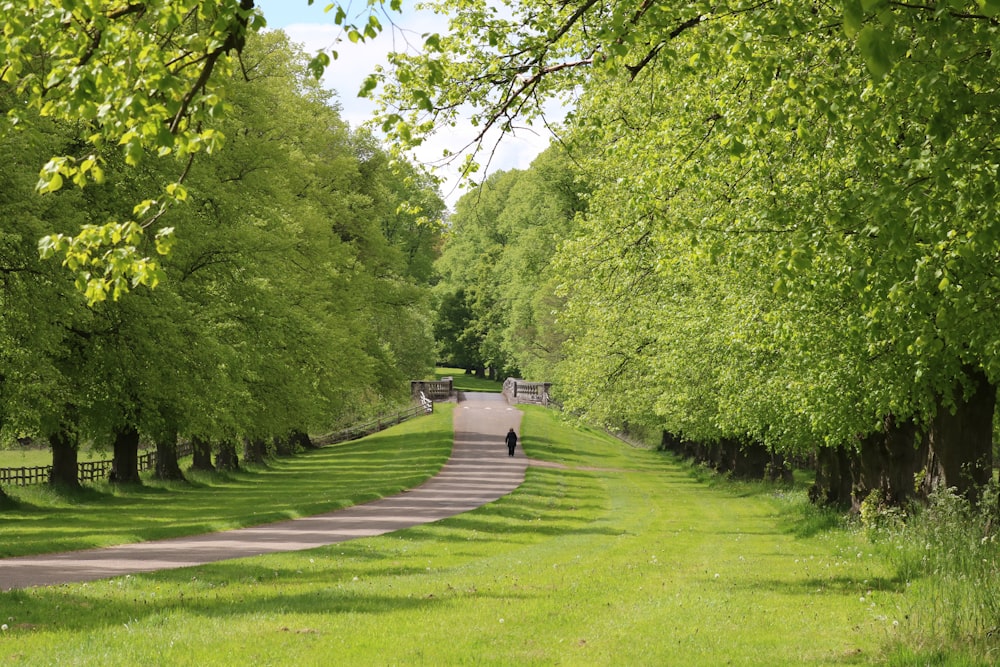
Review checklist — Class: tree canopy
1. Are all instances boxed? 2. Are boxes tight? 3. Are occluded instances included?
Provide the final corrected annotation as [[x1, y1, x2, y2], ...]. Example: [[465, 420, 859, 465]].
[[390, 1, 1000, 502], [1, 27, 442, 482], [1, 0, 401, 303]]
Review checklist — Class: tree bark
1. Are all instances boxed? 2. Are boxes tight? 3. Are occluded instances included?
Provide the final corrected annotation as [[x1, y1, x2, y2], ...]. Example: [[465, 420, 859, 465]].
[[190, 435, 214, 471], [729, 440, 772, 480], [765, 451, 794, 483], [921, 367, 996, 504], [153, 426, 185, 481], [658, 430, 684, 453], [274, 434, 294, 457], [292, 429, 317, 450], [48, 418, 80, 489], [810, 445, 854, 507], [853, 415, 924, 508], [214, 440, 239, 471], [109, 424, 141, 484], [242, 437, 267, 465]]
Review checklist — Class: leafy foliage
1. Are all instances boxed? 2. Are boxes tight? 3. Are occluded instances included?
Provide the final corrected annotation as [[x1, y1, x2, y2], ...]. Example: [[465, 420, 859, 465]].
[[1, 30, 443, 463]]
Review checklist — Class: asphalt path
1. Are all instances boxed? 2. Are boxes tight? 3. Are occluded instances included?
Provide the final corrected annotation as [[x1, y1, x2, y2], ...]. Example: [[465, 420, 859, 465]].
[[0, 393, 528, 591]]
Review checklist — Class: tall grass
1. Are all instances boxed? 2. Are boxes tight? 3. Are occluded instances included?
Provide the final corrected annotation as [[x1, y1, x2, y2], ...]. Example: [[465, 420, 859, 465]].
[[863, 485, 1000, 664]]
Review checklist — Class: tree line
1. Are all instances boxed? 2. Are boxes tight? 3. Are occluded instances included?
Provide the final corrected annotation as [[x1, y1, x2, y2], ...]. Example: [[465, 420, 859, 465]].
[[410, 1, 1000, 511], [0, 28, 443, 490]]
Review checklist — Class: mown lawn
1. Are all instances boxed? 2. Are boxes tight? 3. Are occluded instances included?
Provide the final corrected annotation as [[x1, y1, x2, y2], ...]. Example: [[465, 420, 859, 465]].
[[433, 366, 503, 393], [0, 406, 454, 558], [0, 405, 978, 665]]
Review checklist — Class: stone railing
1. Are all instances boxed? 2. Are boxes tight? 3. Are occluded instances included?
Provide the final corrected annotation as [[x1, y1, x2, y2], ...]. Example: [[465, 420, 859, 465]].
[[411, 378, 454, 401], [502, 378, 553, 406]]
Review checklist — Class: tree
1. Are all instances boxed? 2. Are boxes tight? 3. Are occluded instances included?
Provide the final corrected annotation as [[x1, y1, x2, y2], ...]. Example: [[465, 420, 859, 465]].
[[376, 1, 1000, 500], [1, 0, 398, 302], [434, 170, 522, 378], [1, 28, 443, 487]]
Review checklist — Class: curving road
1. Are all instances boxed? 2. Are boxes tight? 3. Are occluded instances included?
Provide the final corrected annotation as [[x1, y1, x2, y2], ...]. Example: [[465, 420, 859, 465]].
[[0, 393, 526, 591]]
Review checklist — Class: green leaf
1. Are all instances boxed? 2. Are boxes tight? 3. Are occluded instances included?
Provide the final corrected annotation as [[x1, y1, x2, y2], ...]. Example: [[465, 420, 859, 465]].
[[842, 0, 864, 38], [980, 0, 1000, 17], [857, 26, 892, 80], [359, 73, 378, 97]]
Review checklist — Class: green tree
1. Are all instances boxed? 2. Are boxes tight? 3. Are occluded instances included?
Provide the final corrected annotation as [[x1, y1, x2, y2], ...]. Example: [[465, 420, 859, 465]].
[[1, 29, 442, 485], [376, 0, 1000, 501], [1, 0, 396, 302]]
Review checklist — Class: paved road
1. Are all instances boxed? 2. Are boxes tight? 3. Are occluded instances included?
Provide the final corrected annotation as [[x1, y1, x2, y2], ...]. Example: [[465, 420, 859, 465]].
[[0, 393, 527, 591]]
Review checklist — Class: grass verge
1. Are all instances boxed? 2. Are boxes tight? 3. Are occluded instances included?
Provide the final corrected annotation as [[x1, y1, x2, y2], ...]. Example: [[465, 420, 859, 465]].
[[0, 405, 453, 559], [0, 404, 944, 665]]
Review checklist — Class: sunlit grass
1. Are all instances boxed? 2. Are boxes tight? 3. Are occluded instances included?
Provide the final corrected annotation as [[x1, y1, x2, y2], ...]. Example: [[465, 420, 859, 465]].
[[433, 366, 503, 393], [0, 405, 453, 558], [0, 446, 120, 468], [0, 405, 926, 665]]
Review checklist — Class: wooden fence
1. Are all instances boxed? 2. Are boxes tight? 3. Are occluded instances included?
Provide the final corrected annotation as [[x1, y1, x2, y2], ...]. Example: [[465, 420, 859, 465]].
[[314, 399, 433, 447], [0, 441, 195, 488], [1, 397, 437, 488]]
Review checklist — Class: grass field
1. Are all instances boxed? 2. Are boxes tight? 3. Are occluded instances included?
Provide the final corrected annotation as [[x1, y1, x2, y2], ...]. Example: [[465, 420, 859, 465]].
[[0, 405, 988, 665], [434, 366, 504, 393], [0, 406, 454, 558]]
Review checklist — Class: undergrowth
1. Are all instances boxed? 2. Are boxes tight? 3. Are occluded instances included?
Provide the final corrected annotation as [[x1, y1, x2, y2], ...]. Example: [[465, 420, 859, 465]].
[[863, 484, 1000, 664]]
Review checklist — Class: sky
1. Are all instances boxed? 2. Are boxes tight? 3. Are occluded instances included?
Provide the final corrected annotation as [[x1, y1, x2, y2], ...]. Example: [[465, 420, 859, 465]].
[[254, 0, 558, 208]]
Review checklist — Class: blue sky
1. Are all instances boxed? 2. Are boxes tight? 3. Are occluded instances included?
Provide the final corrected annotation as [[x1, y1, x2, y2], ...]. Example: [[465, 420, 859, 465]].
[[252, 1, 556, 207]]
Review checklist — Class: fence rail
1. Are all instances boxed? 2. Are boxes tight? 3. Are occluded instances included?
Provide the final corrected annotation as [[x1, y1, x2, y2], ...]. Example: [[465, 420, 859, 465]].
[[314, 400, 433, 447], [0, 466, 50, 486], [0, 441, 193, 488]]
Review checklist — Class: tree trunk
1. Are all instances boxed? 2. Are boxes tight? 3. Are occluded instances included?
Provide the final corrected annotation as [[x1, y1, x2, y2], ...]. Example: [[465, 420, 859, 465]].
[[765, 451, 794, 483], [658, 430, 684, 453], [242, 437, 267, 465], [921, 367, 996, 504], [853, 415, 925, 507], [274, 434, 294, 457], [48, 420, 80, 489], [153, 426, 185, 481], [190, 436, 214, 471], [713, 438, 739, 474], [214, 440, 239, 471], [109, 424, 141, 484], [810, 445, 854, 507], [291, 428, 317, 451], [730, 440, 772, 480]]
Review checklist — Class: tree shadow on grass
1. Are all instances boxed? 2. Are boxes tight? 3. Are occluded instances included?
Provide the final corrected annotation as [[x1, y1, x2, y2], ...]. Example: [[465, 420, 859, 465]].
[[1, 431, 453, 558], [4, 533, 541, 636], [724, 572, 908, 596]]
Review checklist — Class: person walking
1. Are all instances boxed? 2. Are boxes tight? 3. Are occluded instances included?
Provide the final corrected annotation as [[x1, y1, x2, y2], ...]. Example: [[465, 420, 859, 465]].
[[505, 428, 518, 457]]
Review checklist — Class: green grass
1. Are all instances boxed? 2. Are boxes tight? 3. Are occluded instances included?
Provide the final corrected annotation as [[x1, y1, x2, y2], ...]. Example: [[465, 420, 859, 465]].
[[0, 405, 988, 665], [0, 446, 122, 468], [434, 366, 503, 393], [0, 405, 453, 558]]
